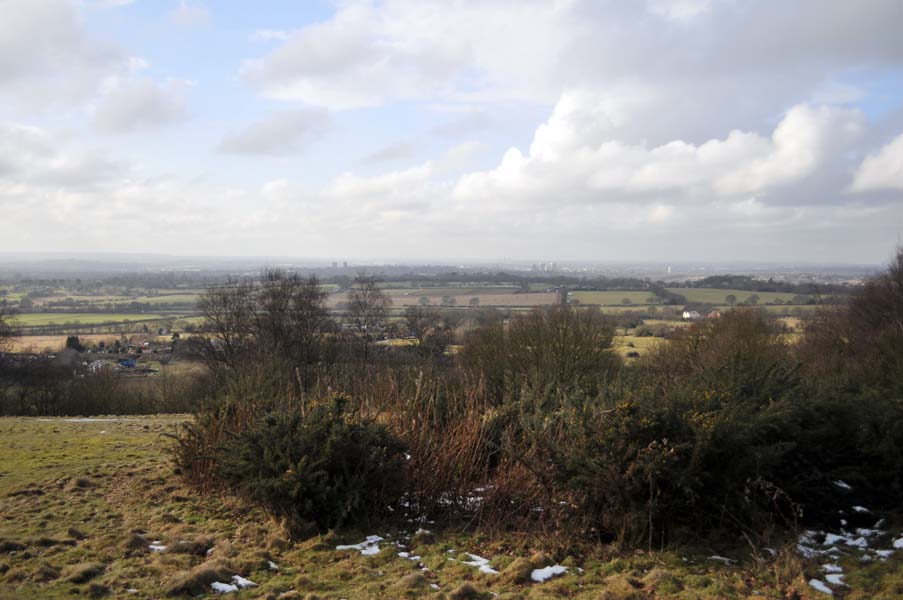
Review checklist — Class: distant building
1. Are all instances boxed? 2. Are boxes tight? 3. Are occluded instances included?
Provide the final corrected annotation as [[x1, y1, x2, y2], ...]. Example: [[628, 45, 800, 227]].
[[682, 310, 702, 321]]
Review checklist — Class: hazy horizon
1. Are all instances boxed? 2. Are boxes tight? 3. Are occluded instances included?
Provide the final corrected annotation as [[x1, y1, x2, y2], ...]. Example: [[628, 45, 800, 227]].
[[2, 1, 902, 263]]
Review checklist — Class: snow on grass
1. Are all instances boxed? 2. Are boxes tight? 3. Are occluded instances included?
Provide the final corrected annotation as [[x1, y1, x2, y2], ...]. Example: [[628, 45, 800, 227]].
[[336, 535, 383, 556], [855, 528, 882, 538], [398, 551, 422, 561], [148, 541, 167, 552], [531, 565, 568, 583], [462, 553, 499, 575], [808, 579, 833, 595], [875, 549, 894, 558], [232, 575, 256, 589], [825, 573, 845, 586], [893, 537, 903, 549], [833, 480, 852, 490], [708, 555, 736, 564], [211, 581, 238, 594], [852, 505, 870, 513], [268, 560, 279, 571], [822, 563, 843, 573]]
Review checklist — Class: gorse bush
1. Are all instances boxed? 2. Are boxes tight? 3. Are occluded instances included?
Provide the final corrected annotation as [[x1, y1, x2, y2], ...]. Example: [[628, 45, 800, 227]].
[[217, 396, 407, 533], [172, 250, 903, 548]]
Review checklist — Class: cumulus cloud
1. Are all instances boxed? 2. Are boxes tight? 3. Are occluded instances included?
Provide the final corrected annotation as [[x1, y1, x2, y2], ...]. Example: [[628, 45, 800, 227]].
[[0, 123, 124, 186], [239, 1, 576, 109], [219, 109, 330, 155], [360, 141, 419, 165], [238, 0, 903, 132], [0, 0, 122, 109], [92, 78, 188, 133], [451, 95, 866, 212], [851, 133, 903, 192], [646, 0, 712, 22], [169, 1, 209, 27]]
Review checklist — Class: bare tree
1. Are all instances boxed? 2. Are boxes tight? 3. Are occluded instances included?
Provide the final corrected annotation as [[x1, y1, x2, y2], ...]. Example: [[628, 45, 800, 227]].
[[197, 278, 256, 369], [0, 307, 16, 354], [197, 270, 333, 375], [347, 274, 392, 360], [404, 305, 451, 357]]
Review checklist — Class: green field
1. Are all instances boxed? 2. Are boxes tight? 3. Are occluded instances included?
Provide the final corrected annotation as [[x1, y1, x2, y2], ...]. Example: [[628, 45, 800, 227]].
[[666, 288, 800, 305], [6, 416, 894, 599], [12, 313, 169, 326], [571, 291, 656, 305]]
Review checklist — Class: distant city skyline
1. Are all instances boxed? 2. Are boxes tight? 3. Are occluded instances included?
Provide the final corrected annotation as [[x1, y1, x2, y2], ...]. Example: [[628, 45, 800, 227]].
[[1, 1, 902, 263]]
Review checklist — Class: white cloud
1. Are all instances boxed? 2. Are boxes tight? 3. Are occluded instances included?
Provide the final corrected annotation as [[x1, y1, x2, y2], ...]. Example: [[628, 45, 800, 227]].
[[646, 0, 712, 22], [452, 96, 865, 212], [169, 1, 209, 27], [0, 123, 124, 186], [92, 78, 188, 133], [219, 109, 330, 155], [360, 141, 419, 165], [851, 133, 903, 192], [239, 1, 578, 109], [0, 0, 122, 109], [715, 104, 865, 195], [251, 29, 290, 42]]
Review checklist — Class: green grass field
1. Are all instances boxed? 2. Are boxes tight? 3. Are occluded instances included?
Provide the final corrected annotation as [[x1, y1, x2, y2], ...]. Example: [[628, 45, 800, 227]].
[[7, 416, 894, 599], [666, 288, 798, 305], [570, 291, 656, 305], [12, 313, 169, 326]]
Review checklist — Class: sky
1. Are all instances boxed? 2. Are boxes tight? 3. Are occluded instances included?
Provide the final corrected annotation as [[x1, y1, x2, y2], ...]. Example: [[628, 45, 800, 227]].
[[1, 0, 902, 264]]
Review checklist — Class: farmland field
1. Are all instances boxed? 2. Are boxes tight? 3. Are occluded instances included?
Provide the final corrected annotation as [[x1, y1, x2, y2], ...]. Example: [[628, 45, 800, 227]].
[[570, 291, 655, 305], [8, 334, 175, 353], [5, 416, 895, 599], [666, 288, 801, 305], [11, 313, 169, 327]]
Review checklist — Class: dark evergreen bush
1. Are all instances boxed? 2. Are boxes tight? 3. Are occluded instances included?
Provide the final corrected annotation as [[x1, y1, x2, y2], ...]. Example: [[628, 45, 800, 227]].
[[217, 396, 407, 533]]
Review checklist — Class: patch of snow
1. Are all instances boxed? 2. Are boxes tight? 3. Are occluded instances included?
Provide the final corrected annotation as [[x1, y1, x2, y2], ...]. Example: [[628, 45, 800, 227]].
[[798, 544, 821, 558], [822, 563, 843, 573], [211, 581, 238, 594], [708, 555, 735, 564], [808, 579, 833, 595], [825, 573, 845, 586], [845, 536, 868, 548], [852, 505, 870, 513], [148, 542, 167, 552], [430, 583, 440, 590], [531, 565, 567, 583], [232, 575, 256, 589], [833, 480, 852, 490], [823, 533, 846, 546], [126, 590, 138, 594], [206, 547, 214, 556], [855, 528, 881, 537], [462, 553, 499, 575], [398, 551, 421, 561], [840, 519, 847, 526], [268, 560, 279, 570], [893, 537, 903, 549], [876, 549, 894, 558], [336, 535, 383, 556]]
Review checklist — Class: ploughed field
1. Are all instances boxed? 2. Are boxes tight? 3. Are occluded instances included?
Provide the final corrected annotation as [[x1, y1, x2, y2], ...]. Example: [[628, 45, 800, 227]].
[[2, 417, 903, 599]]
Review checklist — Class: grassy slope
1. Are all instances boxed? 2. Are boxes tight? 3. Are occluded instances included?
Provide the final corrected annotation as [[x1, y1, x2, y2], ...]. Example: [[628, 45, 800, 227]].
[[2, 418, 902, 599]]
